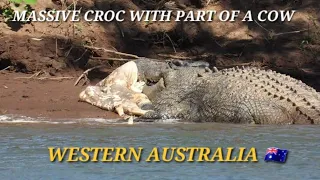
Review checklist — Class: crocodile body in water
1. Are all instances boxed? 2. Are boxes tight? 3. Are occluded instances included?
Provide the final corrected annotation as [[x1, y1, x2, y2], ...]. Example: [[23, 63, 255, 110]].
[[79, 59, 320, 125]]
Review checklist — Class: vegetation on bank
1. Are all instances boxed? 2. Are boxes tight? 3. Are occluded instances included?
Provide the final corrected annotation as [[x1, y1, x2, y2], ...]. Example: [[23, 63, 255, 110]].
[[2, 0, 35, 23], [0, 0, 319, 89]]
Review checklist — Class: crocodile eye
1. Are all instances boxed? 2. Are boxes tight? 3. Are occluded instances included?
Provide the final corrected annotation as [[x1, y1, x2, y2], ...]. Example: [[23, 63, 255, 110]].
[[146, 80, 155, 86]]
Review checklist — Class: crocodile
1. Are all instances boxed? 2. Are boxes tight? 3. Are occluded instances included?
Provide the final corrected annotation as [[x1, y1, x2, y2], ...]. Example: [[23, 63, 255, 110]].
[[136, 60, 320, 125], [79, 59, 320, 124]]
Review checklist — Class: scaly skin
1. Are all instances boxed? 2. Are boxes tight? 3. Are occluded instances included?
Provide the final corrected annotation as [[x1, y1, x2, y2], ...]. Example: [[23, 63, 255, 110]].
[[139, 67, 320, 125], [134, 58, 210, 83], [79, 59, 320, 124]]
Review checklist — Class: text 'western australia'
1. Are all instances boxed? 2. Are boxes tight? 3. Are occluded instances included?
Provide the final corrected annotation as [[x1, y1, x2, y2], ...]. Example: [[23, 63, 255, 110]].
[[48, 147, 258, 163]]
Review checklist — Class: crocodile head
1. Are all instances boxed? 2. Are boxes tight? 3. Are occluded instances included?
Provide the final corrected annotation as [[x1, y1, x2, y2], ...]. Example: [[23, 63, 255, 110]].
[[135, 58, 210, 85], [141, 66, 210, 102], [134, 58, 171, 85]]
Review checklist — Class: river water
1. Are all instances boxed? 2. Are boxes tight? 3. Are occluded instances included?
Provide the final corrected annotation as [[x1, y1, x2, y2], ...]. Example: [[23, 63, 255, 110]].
[[0, 115, 319, 180]]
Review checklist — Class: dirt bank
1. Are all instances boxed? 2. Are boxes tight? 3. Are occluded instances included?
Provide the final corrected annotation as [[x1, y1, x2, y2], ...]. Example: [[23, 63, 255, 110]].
[[0, 72, 119, 119]]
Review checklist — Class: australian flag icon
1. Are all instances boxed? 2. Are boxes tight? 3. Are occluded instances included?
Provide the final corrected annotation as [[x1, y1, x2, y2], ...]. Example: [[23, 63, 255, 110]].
[[264, 147, 288, 163]]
